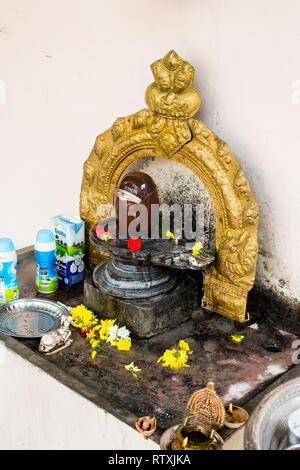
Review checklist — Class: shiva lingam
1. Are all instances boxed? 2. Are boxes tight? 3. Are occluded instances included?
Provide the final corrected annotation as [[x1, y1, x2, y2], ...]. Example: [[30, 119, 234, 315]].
[[80, 50, 259, 324], [84, 171, 214, 338], [160, 382, 225, 450], [115, 171, 159, 238]]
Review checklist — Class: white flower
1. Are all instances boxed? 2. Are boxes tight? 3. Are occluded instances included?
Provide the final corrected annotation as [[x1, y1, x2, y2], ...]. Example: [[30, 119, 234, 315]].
[[118, 326, 131, 340], [106, 324, 131, 343], [106, 324, 119, 343], [125, 362, 141, 373]]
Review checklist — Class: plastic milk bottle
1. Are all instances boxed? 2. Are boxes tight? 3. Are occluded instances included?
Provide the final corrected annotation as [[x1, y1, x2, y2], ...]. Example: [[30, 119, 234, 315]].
[[34, 229, 58, 293], [0, 238, 19, 304]]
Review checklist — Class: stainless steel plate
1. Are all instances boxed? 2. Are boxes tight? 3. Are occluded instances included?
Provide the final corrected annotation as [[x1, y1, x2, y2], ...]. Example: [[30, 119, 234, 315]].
[[0, 299, 69, 338], [245, 377, 300, 450]]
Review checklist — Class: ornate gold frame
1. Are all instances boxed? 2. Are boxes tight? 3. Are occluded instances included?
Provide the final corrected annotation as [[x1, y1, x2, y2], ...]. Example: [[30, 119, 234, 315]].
[[80, 51, 259, 323]]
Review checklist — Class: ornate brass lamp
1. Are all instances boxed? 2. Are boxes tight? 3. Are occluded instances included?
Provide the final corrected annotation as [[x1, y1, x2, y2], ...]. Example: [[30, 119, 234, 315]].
[[171, 382, 225, 450], [80, 50, 259, 323]]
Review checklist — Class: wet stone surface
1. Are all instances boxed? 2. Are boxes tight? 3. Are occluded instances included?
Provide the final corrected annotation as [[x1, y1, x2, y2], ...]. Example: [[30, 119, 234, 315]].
[[6, 252, 298, 444]]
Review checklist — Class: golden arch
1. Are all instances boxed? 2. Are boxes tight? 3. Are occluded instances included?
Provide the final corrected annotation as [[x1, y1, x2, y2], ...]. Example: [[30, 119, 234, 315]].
[[80, 51, 259, 323]]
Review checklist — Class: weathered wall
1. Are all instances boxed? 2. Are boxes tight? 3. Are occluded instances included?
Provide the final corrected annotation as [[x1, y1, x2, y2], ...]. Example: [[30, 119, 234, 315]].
[[0, 0, 299, 301]]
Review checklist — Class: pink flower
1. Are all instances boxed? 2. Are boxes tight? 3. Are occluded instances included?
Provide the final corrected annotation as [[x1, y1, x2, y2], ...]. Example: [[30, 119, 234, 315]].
[[94, 225, 114, 240]]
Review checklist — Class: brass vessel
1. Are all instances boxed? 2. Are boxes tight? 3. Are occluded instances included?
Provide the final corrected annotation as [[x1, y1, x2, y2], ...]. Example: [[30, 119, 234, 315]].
[[170, 382, 225, 450]]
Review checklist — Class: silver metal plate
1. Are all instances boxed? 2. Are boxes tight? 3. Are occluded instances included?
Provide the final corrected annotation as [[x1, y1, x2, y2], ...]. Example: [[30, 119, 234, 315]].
[[0, 299, 69, 338]]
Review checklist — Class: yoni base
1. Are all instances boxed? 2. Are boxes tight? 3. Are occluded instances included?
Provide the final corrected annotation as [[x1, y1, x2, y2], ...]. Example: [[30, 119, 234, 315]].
[[84, 272, 198, 338]]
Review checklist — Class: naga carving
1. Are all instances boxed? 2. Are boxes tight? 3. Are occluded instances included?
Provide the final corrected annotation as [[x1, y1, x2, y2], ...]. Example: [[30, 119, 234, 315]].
[[80, 50, 259, 323]]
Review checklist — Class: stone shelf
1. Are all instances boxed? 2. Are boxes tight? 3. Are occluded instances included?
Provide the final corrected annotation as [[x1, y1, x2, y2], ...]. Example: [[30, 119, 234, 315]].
[[0, 247, 298, 447]]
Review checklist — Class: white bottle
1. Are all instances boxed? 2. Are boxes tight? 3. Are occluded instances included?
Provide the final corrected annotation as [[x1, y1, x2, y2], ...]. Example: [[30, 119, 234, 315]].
[[34, 229, 58, 293], [0, 238, 19, 304]]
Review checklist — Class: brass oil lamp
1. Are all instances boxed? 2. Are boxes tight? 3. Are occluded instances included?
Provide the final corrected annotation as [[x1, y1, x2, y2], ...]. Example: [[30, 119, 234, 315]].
[[224, 403, 249, 429], [171, 382, 225, 450]]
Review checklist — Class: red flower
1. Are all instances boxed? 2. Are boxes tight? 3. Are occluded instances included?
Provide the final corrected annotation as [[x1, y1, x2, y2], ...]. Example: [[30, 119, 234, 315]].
[[81, 327, 90, 335], [128, 238, 141, 252]]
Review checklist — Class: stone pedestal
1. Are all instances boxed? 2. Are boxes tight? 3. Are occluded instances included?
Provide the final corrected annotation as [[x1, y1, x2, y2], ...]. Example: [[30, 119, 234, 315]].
[[84, 271, 198, 338], [93, 259, 178, 300]]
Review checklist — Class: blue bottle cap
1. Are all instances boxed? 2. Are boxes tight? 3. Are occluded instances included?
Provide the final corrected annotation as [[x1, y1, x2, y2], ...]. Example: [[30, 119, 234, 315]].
[[0, 238, 15, 253], [36, 229, 55, 244]]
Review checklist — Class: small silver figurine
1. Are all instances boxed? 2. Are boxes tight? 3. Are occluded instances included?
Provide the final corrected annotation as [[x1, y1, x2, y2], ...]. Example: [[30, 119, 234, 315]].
[[39, 314, 73, 355]]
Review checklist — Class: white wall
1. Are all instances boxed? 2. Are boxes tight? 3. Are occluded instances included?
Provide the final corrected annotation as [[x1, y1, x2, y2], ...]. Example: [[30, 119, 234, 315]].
[[1, 0, 299, 299], [0, 341, 159, 450]]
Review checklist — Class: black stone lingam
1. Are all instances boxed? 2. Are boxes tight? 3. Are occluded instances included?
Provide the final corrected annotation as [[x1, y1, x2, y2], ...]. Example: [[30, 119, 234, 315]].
[[84, 172, 215, 337], [115, 171, 159, 238]]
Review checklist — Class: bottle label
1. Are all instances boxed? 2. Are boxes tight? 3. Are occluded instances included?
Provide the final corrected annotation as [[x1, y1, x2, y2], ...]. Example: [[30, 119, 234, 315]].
[[35, 250, 57, 293], [0, 261, 19, 304]]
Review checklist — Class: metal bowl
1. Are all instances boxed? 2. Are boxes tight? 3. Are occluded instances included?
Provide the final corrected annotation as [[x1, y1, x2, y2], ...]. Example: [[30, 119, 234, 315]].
[[224, 406, 249, 429], [0, 298, 69, 338], [245, 377, 300, 450], [160, 424, 224, 450]]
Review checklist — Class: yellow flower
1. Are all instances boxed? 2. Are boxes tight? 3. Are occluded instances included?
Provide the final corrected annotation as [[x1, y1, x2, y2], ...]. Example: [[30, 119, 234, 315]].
[[157, 348, 190, 369], [70, 304, 98, 329], [86, 325, 100, 341], [91, 339, 100, 348], [99, 319, 116, 340], [192, 242, 204, 255], [166, 230, 174, 239], [178, 340, 190, 352], [116, 338, 132, 351], [231, 334, 245, 343], [91, 350, 97, 359]]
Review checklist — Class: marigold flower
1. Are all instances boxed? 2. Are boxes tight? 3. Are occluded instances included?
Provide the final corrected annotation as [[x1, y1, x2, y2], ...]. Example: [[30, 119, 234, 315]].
[[73, 309, 133, 358], [116, 338, 132, 351], [70, 304, 98, 329], [91, 339, 100, 349], [157, 339, 192, 369], [99, 319, 116, 340], [231, 334, 245, 343], [178, 340, 190, 352], [166, 230, 174, 239], [157, 348, 190, 369], [86, 324, 100, 341], [192, 242, 204, 255]]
